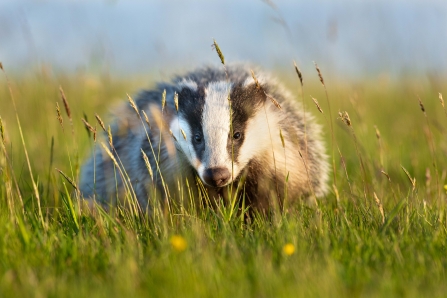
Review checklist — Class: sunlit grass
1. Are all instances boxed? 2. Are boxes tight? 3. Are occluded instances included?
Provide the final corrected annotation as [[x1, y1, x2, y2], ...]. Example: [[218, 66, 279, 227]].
[[0, 66, 446, 297]]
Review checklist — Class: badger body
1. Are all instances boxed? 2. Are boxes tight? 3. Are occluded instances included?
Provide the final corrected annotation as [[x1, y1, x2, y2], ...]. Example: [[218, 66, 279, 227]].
[[79, 64, 329, 211]]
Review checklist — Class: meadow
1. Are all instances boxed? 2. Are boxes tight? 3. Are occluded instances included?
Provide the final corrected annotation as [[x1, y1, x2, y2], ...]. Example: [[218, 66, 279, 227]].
[[0, 62, 446, 297]]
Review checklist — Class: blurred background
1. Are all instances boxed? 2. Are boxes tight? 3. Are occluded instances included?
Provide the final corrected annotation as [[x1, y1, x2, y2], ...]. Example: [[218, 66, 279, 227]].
[[1, 0, 446, 79]]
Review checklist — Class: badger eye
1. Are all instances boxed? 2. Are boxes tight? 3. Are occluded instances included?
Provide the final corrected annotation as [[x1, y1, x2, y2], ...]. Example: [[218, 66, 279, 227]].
[[194, 134, 202, 143], [233, 132, 242, 140]]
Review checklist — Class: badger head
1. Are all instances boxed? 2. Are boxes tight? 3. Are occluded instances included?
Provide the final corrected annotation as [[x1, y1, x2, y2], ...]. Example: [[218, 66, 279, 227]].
[[169, 75, 274, 188]]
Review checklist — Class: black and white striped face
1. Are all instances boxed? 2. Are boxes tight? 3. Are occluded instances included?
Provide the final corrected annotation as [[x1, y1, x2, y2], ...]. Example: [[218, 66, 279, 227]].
[[169, 78, 267, 188]]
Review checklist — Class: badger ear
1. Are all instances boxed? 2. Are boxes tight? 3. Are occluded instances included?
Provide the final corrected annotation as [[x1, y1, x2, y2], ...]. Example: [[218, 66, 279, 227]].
[[230, 82, 266, 113], [241, 71, 268, 102], [176, 78, 198, 92]]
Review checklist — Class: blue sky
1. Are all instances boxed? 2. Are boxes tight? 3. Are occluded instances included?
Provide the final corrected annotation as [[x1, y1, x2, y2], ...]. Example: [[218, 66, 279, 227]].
[[1, 0, 446, 77]]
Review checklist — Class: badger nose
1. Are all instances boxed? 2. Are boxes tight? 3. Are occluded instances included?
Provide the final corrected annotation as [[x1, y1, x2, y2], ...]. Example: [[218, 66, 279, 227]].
[[203, 167, 231, 187]]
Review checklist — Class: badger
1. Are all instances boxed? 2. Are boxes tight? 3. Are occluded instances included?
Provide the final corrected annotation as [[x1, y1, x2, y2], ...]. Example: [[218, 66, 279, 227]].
[[79, 64, 329, 212]]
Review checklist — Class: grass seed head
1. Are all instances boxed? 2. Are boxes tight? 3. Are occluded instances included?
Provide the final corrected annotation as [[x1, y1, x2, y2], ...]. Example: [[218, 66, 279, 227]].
[[101, 142, 119, 167], [107, 125, 113, 147], [374, 125, 381, 140], [82, 118, 96, 140], [0, 62, 3, 70], [417, 96, 425, 113], [82, 113, 90, 137], [56, 168, 78, 190], [161, 89, 166, 112], [381, 170, 391, 182], [373, 192, 385, 224], [425, 167, 431, 187], [212, 39, 225, 65], [266, 93, 282, 110], [0, 116, 4, 142], [82, 118, 95, 133], [345, 112, 352, 126], [95, 113, 106, 131], [279, 129, 285, 148], [401, 164, 416, 191], [174, 92, 179, 112], [339, 111, 351, 127], [180, 128, 187, 140], [311, 96, 323, 113], [59, 86, 71, 120], [56, 102, 64, 130], [251, 69, 261, 89], [293, 60, 303, 86], [141, 149, 153, 181], [314, 62, 325, 86], [127, 94, 139, 115], [169, 129, 177, 142], [439, 93, 444, 108], [142, 110, 151, 129]]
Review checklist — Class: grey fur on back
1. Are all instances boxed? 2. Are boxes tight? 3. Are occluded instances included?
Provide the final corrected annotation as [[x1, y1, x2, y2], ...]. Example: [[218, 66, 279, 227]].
[[79, 64, 329, 211]]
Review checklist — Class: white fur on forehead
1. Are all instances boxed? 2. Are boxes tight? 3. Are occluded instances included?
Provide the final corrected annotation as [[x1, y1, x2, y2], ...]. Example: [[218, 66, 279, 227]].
[[176, 78, 198, 91], [201, 81, 233, 169]]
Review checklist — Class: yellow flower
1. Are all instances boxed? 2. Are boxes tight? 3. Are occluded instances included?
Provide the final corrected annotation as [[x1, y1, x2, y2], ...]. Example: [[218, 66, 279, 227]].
[[170, 235, 187, 252], [283, 243, 295, 256], [444, 185, 447, 193]]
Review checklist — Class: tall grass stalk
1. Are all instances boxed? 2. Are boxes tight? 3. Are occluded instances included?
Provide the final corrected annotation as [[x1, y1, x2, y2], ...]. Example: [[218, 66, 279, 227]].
[[314, 62, 337, 185], [417, 96, 440, 202], [1, 65, 45, 229]]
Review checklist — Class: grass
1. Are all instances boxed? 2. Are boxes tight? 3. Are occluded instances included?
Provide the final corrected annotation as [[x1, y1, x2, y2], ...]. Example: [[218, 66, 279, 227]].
[[0, 65, 447, 297]]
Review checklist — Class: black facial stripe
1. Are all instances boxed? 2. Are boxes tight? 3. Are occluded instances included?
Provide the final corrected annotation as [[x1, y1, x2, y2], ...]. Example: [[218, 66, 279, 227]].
[[226, 84, 266, 162], [178, 86, 206, 161]]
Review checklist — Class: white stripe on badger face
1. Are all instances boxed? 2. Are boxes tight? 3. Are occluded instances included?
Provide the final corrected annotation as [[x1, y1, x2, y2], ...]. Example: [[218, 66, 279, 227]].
[[169, 117, 201, 169], [200, 81, 233, 180]]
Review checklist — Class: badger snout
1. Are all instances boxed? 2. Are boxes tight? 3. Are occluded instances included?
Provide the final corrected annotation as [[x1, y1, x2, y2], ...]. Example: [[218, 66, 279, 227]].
[[202, 167, 231, 187]]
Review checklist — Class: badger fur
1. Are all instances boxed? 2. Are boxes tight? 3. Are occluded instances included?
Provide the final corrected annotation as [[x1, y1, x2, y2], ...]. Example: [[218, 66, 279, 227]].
[[79, 64, 329, 212]]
